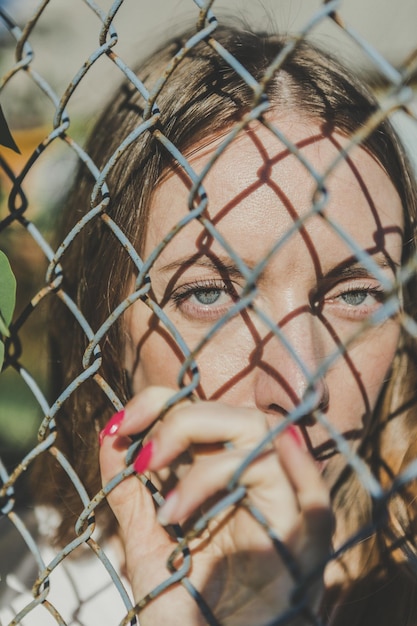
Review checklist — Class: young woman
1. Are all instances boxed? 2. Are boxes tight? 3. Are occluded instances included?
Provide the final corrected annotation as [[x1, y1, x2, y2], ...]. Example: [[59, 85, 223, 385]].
[[4, 22, 417, 626]]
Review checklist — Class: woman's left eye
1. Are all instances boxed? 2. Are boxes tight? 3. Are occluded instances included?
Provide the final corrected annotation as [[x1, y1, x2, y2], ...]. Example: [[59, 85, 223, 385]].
[[324, 283, 385, 319], [339, 289, 380, 307]]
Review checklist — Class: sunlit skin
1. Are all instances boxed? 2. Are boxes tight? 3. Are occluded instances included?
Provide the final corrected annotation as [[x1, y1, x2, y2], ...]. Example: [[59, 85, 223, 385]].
[[126, 114, 403, 472], [100, 114, 404, 624]]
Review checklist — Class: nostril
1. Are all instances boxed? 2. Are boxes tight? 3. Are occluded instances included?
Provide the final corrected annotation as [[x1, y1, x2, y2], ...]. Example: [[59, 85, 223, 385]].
[[317, 379, 330, 413], [267, 403, 288, 418], [294, 379, 329, 427], [299, 413, 316, 428]]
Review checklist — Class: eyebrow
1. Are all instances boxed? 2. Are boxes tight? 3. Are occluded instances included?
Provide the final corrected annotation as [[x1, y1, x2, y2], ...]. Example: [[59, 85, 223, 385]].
[[158, 251, 400, 282], [159, 255, 246, 278], [324, 253, 400, 280]]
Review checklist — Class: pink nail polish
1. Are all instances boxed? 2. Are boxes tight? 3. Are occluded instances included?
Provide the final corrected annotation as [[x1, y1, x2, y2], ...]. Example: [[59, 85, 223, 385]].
[[287, 425, 303, 447], [133, 441, 153, 474], [99, 410, 125, 445]]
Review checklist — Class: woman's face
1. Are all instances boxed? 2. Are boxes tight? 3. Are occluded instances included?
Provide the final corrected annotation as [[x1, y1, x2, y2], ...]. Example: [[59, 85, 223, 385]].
[[126, 115, 403, 477]]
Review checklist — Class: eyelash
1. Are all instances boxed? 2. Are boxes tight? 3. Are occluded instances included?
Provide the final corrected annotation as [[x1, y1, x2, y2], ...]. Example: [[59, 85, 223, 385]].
[[171, 279, 237, 318], [170, 278, 386, 323], [322, 282, 386, 318]]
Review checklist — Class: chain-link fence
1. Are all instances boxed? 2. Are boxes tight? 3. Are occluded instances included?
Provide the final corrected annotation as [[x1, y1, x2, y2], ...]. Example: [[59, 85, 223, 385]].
[[1, 1, 417, 624]]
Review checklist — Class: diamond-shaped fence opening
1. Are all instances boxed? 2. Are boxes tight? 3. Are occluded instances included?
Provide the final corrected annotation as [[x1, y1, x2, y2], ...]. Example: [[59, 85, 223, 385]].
[[1, 1, 417, 625]]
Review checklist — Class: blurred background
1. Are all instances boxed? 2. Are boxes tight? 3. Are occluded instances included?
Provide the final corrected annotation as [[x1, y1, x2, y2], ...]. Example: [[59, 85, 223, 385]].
[[0, 0, 416, 492]]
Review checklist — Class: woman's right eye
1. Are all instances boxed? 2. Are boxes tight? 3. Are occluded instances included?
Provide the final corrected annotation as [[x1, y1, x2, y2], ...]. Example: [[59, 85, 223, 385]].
[[170, 280, 238, 321], [192, 287, 225, 305]]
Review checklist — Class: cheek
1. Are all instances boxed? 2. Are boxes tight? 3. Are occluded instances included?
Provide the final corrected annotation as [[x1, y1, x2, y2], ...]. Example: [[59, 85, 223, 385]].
[[328, 321, 400, 431], [320, 323, 400, 489], [358, 322, 399, 401], [126, 301, 185, 392], [129, 329, 186, 392], [195, 337, 255, 400], [127, 304, 257, 398]]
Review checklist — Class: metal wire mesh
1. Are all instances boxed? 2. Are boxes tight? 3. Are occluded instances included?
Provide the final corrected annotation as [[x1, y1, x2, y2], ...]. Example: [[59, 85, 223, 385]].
[[1, 1, 417, 624]]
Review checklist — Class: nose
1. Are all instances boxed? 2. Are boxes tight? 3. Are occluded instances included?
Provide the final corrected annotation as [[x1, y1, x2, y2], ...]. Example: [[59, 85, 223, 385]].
[[253, 307, 328, 418]]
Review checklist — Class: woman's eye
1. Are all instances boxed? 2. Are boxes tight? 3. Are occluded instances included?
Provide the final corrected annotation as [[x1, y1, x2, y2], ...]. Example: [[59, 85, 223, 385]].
[[170, 280, 238, 321], [339, 289, 373, 307], [322, 282, 386, 320], [193, 288, 223, 306]]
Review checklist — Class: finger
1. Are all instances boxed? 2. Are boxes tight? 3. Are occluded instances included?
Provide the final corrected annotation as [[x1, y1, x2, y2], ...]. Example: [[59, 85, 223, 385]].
[[275, 428, 333, 551], [154, 425, 331, 544], [118, 386, 187, 438], [136, 402, 269, 472], [276, 428, 331, 513], [156, 445, 297, 532], [99, 431, 198, 613], [99, 431, 168, 550]]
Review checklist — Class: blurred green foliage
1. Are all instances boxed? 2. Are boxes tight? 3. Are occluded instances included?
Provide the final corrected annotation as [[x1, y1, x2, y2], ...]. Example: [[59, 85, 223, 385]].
[[0, 250, 16, 369]]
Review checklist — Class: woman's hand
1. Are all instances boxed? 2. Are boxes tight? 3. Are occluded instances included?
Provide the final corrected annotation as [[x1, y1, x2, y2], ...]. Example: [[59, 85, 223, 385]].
[[99, 386, 332, 625]]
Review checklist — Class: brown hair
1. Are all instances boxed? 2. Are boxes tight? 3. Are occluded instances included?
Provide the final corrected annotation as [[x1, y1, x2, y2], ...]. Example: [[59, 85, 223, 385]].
[[41, 23, 417, 621]]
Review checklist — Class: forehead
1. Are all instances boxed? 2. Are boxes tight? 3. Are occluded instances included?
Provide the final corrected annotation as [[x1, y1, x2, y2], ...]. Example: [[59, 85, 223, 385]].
[[144, 116, 403, 263]]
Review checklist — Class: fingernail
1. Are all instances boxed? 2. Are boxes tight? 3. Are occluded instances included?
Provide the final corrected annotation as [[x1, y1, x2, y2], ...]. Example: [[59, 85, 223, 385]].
[[133, 441, 153, 474], [157, 490, 179, 526], [287, 425, 303, 447], [99, 410, 125, 445]]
